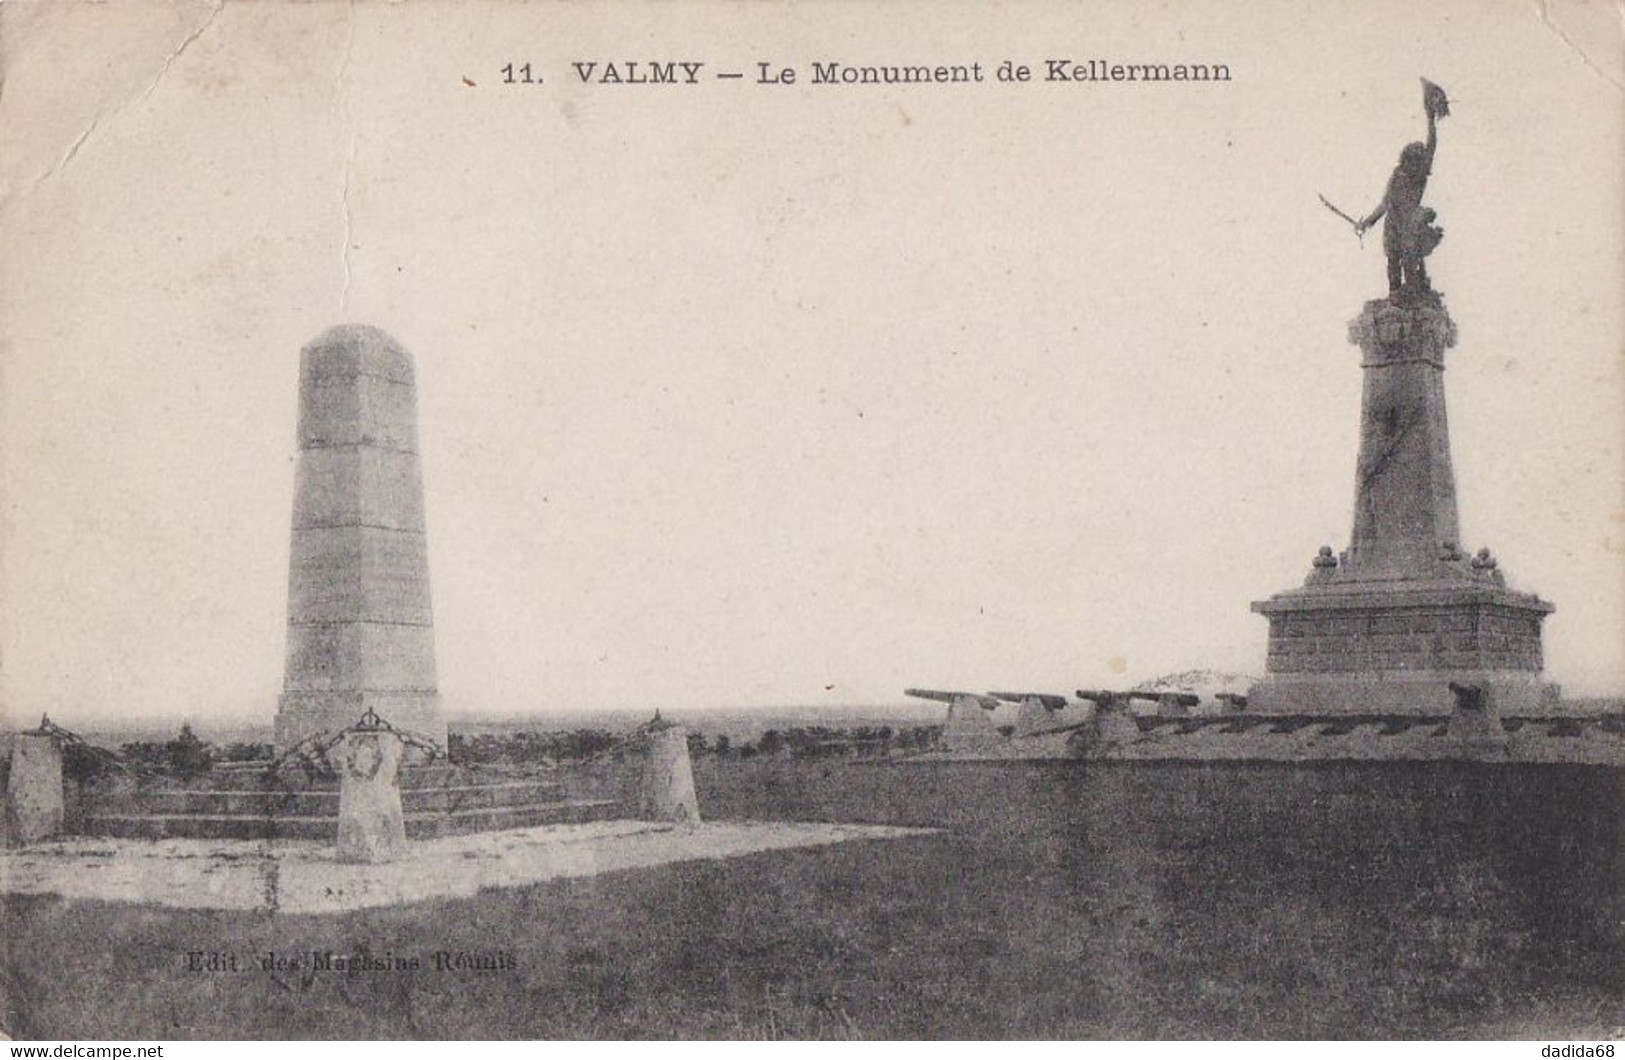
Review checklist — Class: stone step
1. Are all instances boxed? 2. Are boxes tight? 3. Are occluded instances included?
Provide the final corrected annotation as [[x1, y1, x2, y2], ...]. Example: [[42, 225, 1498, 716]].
[[403, 800, 621, 839], [92, 779, 567, 817], [81, 799, 623, 842], [84, 812, 337, 841], [405, 780, 567, 812], [132, 764, 552, 793]]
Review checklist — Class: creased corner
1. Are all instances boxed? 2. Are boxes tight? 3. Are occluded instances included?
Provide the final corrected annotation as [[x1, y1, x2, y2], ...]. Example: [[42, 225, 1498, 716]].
[[1535, 0, 1625, 95], [28, 0, 226, 191]]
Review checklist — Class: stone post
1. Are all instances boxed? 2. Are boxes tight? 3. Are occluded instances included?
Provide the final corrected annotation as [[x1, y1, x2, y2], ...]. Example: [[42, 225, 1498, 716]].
[[638, 724, 701, 825], [5, 734, 65, 845], [328, 729, 409, 863]]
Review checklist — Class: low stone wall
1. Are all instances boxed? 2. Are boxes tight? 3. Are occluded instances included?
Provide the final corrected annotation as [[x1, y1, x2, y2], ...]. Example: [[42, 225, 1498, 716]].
[[67, 758, 623, 842], [928, 710, 1625, 764], [30, 723, 704, 844]]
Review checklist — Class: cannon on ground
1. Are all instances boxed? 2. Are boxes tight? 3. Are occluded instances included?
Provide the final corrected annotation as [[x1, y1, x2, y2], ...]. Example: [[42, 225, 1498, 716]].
[[990, 692, 1075, 738], [904, 688, 1003, 752]]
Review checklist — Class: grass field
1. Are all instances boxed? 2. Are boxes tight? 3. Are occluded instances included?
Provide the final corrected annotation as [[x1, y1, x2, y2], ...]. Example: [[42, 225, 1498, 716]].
[[2, 759, 1621, 1039]]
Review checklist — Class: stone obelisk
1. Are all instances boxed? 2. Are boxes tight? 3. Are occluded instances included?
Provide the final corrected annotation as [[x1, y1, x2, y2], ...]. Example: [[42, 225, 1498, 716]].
[[1250, 81, 1556, 715], [275, 325, 446, 750]]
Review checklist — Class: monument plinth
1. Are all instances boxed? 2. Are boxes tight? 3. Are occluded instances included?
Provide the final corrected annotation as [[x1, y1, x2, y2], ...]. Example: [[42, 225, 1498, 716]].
[[275, 325, 446, 750], [1249, 296, 1557, 714]]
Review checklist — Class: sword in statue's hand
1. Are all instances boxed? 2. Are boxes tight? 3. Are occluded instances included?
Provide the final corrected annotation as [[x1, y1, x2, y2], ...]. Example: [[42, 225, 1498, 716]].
[[1319, 193, 1364, 247]]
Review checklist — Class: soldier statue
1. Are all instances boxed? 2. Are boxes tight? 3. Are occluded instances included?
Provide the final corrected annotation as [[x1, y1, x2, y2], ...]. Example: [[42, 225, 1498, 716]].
[[1326, 79, 1451, 299]]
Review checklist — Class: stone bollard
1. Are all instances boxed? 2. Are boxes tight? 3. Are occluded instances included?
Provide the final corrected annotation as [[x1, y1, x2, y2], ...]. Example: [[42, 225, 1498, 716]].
[[5, 733, 66, 845], [638, 724, 701, 825], [328, 729, 409, 863]]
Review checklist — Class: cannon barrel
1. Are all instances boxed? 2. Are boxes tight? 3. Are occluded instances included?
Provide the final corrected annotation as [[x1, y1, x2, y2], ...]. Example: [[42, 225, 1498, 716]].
[[904, 688, 1001, 710], [1128, 691, 1200, 707], [1075, 689, 1130, 706], [988, 692, 1070, 710]]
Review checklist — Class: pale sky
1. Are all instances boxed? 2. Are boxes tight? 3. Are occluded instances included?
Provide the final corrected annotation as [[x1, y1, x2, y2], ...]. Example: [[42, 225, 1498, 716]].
[[2, 0, 1622, 727]]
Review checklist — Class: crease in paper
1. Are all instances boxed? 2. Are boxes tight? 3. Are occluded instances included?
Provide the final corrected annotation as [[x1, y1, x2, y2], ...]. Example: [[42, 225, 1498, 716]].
[[1535, 0, 1625, 94]]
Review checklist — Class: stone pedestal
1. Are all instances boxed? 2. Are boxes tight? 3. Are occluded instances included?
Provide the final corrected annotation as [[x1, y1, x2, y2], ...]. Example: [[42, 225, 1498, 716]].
[[5, 734, 65, 844], [276, 326, 445, 750], [1250, 297, 1557, 714], [638, 725, 701, 825], [1002, 694, 1070, 738], [942, 695, 1002, 753], [329, 730, 409, 863], [1089, 699, 1142, 746], [1012, 699, 1051, 738]]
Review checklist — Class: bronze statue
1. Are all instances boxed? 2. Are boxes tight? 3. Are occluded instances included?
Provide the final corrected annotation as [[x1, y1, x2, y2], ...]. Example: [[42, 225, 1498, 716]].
[[1326, 79, 1451, 297]]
